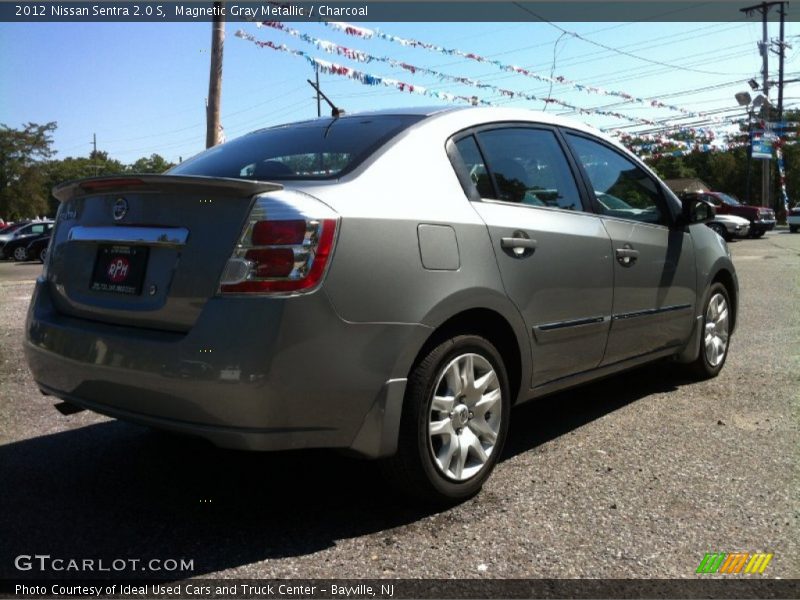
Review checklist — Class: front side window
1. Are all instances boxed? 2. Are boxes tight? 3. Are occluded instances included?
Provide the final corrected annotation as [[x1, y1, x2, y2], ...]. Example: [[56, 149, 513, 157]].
[[566, 133, 666, 225], [475, 128, 584, 211]]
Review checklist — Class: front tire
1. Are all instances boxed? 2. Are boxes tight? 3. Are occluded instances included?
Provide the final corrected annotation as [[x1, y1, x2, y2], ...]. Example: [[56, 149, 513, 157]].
[[382, 334, 510, 504], [707, 223, 730, 241], [690, 283, 731, 379], [13, 246, 27, 261]]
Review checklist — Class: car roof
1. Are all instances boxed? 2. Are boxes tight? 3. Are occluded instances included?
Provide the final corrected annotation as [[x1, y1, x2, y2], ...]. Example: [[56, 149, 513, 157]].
[[248, 105, 608, 140], [249, 106, 462, 135]]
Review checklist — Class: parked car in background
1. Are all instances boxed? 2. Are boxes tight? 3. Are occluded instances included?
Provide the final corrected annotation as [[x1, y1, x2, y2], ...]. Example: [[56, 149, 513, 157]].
[[1, 221, 54, 260], [25, 107, 738, 503], [0, 221, 31, 242], [706, 214, 750, 241], [26, 234, 52, 263], [788, 204, 800, 233], [679, 191, 775, 237]]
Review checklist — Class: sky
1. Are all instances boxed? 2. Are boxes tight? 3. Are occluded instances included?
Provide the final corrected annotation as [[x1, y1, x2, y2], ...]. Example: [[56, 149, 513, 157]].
[[2, 6, 799, 166]]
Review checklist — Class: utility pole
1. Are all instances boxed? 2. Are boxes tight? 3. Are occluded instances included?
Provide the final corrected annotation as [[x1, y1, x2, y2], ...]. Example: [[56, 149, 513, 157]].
[[315, 63, 321, 117], [91, 133, 101, 176], [776, 2, 787, 123], [741, 2, 780, 207], [774, 2, 789, 217], [206, 1, 225, 149]]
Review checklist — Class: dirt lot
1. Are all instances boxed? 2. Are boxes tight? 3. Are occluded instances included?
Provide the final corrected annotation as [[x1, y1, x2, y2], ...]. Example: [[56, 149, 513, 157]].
[[0, 232, 798, 581]]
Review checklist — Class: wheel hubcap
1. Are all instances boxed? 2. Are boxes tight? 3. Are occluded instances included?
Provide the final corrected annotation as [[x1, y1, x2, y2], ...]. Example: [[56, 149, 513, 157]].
[[704, 293, 729, 367], [428, 353, 502, 481], [14, 248, 25, 260]]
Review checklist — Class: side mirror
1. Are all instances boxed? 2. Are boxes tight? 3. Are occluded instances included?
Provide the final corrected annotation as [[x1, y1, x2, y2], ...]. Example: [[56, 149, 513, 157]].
[[679, 198, 715, 226]]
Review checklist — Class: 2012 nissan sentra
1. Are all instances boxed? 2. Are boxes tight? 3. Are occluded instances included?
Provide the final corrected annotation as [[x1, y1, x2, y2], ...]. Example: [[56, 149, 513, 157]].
[[25, 106, 737, 502]]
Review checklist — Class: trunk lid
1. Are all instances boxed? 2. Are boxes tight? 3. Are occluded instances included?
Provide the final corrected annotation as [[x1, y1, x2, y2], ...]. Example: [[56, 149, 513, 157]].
[[46, 175, 282, 332]]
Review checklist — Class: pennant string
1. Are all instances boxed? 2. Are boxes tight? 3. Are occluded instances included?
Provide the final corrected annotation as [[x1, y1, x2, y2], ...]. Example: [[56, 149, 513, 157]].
[[258, 22, 658, 127], [322, 20, 722, 122], [235, 29, 491, 107]]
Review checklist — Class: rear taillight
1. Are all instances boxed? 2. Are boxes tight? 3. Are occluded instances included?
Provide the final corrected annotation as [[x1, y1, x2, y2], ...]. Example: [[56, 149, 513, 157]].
[[219, 193, 338, 295]]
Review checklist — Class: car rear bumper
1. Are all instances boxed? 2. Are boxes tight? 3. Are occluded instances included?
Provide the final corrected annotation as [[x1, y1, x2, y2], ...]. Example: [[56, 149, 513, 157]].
[[25, 278, 429, 457]]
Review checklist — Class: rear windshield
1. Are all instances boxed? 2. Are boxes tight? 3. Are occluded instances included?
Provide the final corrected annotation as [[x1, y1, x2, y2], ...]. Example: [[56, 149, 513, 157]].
[[169, 115, 425, 180]]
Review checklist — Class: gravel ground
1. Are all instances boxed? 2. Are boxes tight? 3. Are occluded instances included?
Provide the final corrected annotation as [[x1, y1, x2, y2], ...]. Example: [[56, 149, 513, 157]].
[[0, 232, 797, 581]]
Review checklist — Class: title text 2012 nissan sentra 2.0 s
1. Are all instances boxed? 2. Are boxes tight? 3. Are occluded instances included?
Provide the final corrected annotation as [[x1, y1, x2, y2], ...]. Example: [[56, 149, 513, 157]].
[[25, 107, 737, 503]]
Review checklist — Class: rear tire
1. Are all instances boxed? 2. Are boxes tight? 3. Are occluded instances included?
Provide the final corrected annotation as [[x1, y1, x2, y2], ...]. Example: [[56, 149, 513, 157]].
[[38, 247, 47, 263], [381, 334, 510, 505], [689, 283, 731, 379], [790, 225, 798, 233]]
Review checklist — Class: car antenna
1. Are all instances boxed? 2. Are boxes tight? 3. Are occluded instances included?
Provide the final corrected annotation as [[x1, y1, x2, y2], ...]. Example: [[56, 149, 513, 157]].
[[307, 79, 345, 118]]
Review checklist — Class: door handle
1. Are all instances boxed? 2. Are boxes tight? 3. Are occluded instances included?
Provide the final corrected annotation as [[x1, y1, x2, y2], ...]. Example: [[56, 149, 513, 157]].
[[501, 237, 538, 250], [616, 246, 639, 266]]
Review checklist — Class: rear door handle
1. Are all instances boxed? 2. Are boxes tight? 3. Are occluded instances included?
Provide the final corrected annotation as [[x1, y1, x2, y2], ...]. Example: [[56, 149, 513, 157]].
[[615, 246, 639, 266], [501, 237, 538, 250]]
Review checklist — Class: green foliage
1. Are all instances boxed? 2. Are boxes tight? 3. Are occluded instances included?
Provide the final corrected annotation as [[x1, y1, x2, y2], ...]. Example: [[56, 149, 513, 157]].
[[0, 122, 178, 220], [646, 149, 755, 203], [650, 156, 697, 180], [129, 153, 175, 174], [0, 122, 57, 220]]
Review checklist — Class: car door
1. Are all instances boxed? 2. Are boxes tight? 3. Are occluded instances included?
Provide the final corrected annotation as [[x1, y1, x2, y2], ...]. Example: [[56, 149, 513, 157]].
[[452, 126, 614, 386], [563, 132, 697, 365]]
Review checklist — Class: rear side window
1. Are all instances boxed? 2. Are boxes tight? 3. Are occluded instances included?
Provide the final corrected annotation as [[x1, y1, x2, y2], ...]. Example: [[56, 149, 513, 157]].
[[565, 133, 666, 225], [169, 115, 424, 180], [454, 136, 493, 198], [456, 128, 584, 211]]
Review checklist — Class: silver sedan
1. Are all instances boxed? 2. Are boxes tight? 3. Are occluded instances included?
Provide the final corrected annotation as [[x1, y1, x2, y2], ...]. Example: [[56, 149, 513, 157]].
[[25, 107, 737, 503]]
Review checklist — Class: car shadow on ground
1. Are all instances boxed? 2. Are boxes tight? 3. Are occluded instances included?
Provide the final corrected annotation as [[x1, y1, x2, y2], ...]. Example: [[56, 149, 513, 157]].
[[0, 362, 691, 578]]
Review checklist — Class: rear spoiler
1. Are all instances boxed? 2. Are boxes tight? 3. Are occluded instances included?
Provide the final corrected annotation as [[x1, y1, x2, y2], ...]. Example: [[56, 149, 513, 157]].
[[52, 174, 283, 203]]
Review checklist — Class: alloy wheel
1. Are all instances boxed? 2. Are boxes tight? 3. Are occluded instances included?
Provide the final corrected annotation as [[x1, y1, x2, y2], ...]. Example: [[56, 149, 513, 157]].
[[427, 353, 502, 481], [704, 293, 729, 367]]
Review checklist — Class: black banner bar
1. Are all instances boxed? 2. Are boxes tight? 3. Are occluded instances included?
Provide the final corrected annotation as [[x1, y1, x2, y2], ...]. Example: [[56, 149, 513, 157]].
[[2, 1, 799, 23], [2, 579, 799, 599]]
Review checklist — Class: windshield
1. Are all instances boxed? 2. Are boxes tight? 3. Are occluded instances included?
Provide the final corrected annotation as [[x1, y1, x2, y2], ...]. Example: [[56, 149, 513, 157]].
[[169, 115, 425, 180], [716, 193, 741, 206]]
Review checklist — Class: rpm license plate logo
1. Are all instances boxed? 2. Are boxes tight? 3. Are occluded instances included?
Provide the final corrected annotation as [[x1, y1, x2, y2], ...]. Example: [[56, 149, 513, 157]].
[[107, 256, 130, 282]]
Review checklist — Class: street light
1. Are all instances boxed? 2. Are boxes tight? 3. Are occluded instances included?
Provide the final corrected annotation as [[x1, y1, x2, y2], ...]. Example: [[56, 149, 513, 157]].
[[737, 92, 772, 205]]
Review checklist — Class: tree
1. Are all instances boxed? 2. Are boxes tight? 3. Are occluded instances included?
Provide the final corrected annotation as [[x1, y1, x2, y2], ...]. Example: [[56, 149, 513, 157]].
[[43, 152, 127, 215], [129, 153, 174, 174], [649, 155, 697, 180], [0, 122, 57, 220]]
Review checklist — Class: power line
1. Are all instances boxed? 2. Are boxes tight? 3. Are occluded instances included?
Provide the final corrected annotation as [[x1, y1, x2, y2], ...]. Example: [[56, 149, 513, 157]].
[[512, 1, 746, 76]]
